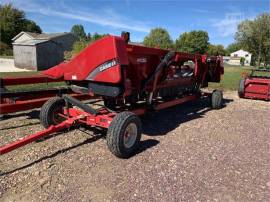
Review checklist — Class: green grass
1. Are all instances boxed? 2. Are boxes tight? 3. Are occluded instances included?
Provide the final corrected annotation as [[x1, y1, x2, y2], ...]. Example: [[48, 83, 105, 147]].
[[209, 65, 252, 91], [0, 71, 66, 91], [0, 55, 14, 59], [1, 71, 39, 77], [251, 70, 270, 77]]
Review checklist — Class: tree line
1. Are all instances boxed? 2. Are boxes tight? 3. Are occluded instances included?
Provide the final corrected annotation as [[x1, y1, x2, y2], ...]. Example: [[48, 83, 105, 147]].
[[0, 4, 41, 55], [68, 12, 270, 67], [65, 24, 108, 60], [68, 26, 229, 60], [143, 13, 270, 67]]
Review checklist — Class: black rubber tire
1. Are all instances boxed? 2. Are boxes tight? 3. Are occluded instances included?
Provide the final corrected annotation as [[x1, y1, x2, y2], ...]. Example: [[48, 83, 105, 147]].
[[211, 90, 223, 109], [106, 111, 142, 158], [238, 78, 245, 98], [40, 97, 66, 128]]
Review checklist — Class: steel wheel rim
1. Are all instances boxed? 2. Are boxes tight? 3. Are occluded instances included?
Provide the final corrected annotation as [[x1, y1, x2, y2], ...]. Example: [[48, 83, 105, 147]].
[[123, 123, 137, 148], [52, 107, 64, 124]]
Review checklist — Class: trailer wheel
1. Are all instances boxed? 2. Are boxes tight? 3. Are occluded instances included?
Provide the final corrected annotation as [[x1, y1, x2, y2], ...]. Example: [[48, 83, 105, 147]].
[[238, 78, 245, 98], [106, 111, 142, 158], [40, 97, 66, 128], [211, 90, 223, 109]]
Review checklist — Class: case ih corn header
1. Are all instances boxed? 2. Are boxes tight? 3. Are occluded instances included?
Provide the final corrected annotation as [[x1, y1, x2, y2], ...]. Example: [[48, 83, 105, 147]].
[[0, 33, 224, 158]]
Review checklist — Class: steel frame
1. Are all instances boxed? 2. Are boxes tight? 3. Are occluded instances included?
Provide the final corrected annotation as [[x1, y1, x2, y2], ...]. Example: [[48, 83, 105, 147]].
[[0, 76, 91, 114], [0, 92, 203, 155]]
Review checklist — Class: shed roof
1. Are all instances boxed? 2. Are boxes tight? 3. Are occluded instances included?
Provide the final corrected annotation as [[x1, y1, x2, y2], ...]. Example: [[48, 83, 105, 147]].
[[12, 31, 74, 42], [36, 33, 70, 40], [13, 39, 49, 46], [24, 32, 39, 38], [12, 31, 40, 41]]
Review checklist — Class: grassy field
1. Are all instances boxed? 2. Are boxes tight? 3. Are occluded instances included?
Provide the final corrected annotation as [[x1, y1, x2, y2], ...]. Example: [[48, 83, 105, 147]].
[[1, 71, 39, 77], [209, 65, 252, 91], [0, 65, 257, 92], [0, 55, 14, 59], [0, 71, 66, 91]]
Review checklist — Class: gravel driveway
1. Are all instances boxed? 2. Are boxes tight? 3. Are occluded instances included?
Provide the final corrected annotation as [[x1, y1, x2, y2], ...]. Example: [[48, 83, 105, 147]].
[[0, 91, 269, 201]]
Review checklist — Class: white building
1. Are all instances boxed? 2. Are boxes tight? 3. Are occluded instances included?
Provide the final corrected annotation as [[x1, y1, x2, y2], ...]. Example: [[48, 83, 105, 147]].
[[230, 50, 252, 66], [12, 31, 76, 70]]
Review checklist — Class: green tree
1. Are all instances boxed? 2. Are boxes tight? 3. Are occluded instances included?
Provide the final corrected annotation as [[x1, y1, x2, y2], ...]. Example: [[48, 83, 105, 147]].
[[86, 33, 91, 41], [235, 13, 270, 67], [226, 43, 242, 55], [91, 32, 107, 42], [207, 44, 226, 56], [23, 20, 42, 33], [71, 24, 86, 40], [64, 32, 108, 60], [175, 30, 209, 54], [240, 57, 245, 66], [0, 3, 42, 46], [143, 27, 173, 49], [0, 41, 12, 55]]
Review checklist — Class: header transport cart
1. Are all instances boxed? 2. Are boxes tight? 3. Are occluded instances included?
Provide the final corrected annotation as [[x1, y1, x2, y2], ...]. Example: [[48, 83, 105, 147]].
[[0, 33, 224, 158]]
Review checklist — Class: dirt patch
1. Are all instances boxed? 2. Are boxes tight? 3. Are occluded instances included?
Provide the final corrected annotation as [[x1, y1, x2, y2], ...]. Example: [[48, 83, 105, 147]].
[[0, 58, 30, 73], [0, 91, 269, 201]]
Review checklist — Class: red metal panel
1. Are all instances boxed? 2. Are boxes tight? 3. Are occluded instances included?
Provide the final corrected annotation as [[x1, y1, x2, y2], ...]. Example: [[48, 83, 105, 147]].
[[93, 65, 122, 83], [67, 108, 114, 128], [154, 94, 198, 111], [43, 36, 128, 83], [0, 97, 50, 114], [244, 92, 269, 100], [243, 77, 270, 100], [0, 94, 92, 114]]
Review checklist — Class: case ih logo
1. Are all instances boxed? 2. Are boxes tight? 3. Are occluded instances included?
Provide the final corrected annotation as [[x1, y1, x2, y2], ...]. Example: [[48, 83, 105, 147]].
[[137, 58, 147, 63], [99, 60, 117, 72]]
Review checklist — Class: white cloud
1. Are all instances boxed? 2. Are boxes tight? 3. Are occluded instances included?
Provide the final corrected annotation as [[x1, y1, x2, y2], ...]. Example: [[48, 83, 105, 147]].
[[211, 12, 253, 37], [2, 0, 150, 33], [49, 10, 150, 33]]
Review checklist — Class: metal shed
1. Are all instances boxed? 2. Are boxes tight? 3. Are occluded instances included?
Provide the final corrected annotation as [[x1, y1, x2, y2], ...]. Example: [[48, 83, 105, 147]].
[[12, 32, 76, 71]]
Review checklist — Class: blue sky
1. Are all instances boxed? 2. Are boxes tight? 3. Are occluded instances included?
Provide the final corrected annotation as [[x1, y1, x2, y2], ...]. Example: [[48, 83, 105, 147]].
[[1, 0, 269, 46]]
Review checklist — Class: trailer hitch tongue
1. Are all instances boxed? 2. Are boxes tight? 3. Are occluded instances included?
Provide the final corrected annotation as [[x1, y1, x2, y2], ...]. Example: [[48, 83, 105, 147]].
[[0, 120, 73, 155]]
